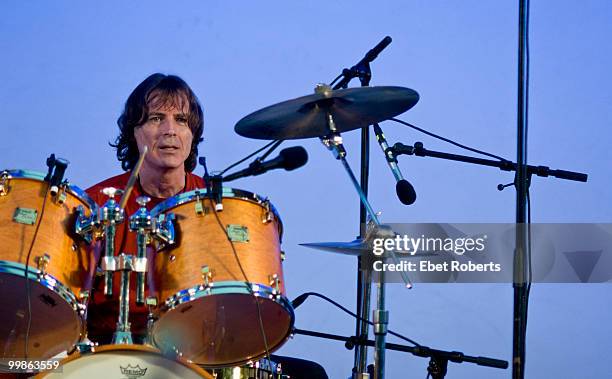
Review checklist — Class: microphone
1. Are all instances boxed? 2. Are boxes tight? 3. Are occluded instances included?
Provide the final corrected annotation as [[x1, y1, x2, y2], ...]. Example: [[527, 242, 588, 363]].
[[333, 36, 392, 89], [372, 124, 416, 205], [224, 146, 308, 182], [44, 154, 69, 196], [291, 293, 311, 309], [364, 36, 392, 64]]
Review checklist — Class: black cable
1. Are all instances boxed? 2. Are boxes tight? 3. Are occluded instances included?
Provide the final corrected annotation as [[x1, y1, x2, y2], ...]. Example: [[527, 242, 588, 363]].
[[207, 197, 272, 362], [295, 292, 421, 347], [23, 181, 52, 358], [220, 140, 281, 175], [389, 118, 509, 162]]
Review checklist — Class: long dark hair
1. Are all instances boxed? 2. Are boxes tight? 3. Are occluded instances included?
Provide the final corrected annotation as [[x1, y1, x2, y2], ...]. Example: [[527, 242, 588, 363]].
[[111, 73, 204, 172]]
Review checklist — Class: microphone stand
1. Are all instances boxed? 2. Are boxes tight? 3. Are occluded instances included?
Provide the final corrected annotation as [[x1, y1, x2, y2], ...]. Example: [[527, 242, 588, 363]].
[[332, 36, 392, 379], [390, 141, 588, 183], [514, 1, 530, 377], [292, 328, 508, 378]]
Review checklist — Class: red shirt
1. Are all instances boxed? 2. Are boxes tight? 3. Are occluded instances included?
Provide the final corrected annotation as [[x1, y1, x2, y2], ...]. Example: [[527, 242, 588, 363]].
[[85, 171, 204, 342]]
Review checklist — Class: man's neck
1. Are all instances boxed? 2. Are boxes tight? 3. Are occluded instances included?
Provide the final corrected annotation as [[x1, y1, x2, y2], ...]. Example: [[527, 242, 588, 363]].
[[138, 166, 186, 198]]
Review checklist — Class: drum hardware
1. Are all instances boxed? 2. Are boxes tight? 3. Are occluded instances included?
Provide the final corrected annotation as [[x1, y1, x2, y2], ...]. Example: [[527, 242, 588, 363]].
[[268, 274, 281, 298], [34, 253, 51, 275], [200, 158, 225, 211], [152, 212, 176, 249], [75, 339, 97, 354], [97, 187, 125, 297], [261, 199, 274, 224], [201, 265, 214, 288], [78, 290, 89, 317], [208, 357, 286, 379], [233, 74, 418, 378], [144, 296, 158, 346], [43, 154, 69, 197], [54, 184, 68, 205], [129, 195, 153, 305], [194, 190, 209, 215], [112, 253, 136, 345]]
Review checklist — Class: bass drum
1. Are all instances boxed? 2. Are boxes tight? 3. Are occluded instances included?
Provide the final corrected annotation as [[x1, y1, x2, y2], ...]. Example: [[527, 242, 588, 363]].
[[150, 188, 294, 367], [35, 344, 213, 378], [0, 170, 95, 359]]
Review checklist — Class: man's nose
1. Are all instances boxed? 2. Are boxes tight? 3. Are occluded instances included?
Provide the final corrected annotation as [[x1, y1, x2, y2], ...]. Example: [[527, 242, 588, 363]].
[[160, 118, 178, 135]]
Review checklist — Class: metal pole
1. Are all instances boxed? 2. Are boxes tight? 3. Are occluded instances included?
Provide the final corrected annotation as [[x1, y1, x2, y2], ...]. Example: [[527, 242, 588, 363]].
[[513, 0, 530, 378], [355, 125, 373, 377]]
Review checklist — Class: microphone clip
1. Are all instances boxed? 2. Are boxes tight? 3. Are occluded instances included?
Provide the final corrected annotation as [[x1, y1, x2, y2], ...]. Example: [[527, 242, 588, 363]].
[[44, 153, 69, 197]]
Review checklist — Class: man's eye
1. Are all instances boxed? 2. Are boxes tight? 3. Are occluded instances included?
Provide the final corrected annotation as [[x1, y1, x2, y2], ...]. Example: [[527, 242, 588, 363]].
[[148, 116, 162, 122], [176, 117, 188, 125]]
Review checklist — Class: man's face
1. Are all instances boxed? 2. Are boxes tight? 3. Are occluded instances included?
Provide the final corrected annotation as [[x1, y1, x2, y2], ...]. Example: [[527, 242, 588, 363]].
[[134, 95, 193, 173]]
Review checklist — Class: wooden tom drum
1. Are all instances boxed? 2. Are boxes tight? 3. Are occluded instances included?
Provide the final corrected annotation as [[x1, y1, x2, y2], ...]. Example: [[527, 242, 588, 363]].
[[0, 170, 95, 359], [150, 188, 294, 367]]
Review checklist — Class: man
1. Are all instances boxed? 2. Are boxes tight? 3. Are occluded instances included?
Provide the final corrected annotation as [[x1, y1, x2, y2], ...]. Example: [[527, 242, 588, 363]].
[[85, 73, 205, 343]]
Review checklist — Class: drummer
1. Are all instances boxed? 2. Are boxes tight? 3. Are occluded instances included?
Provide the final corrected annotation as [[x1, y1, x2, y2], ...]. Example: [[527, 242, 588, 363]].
[[85, 73, 205, 343]]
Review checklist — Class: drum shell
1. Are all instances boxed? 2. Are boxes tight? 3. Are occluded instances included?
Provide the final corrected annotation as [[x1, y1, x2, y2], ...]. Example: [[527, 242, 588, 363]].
[[150, 189, 294, 367], [152, 195, 285, 298], [0, 171, 94, 359]]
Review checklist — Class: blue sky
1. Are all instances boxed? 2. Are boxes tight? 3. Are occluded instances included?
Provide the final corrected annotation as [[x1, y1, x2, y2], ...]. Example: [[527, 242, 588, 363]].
[[1, 1, 611, 378]]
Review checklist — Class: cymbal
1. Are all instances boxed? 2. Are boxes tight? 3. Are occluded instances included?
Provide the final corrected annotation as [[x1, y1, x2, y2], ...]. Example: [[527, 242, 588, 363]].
[[235, 86, 419, 140], [300, 240, 370, 257], [300, 240, 436, 258]]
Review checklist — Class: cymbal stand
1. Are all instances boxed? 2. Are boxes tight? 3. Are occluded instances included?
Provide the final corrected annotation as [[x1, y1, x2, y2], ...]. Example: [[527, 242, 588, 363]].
[[122, 195, 176, 343], [128, 196, 154, 306], [98, 187, 125, 298], [331, 36, 393, 378], [113, 253, 135, 344], [319, 106, 412, 379]]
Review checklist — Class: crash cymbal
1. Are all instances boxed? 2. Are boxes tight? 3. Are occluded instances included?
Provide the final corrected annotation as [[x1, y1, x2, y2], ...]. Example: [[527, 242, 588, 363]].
[[300, 240, 436, 258], [300, 240, 370, 257], [235, 86, 419, 140]]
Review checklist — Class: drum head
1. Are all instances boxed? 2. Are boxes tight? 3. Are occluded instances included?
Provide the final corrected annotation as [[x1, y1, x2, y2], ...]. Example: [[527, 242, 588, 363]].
[[38, 344, 212, 379], [153, 287, 294, 367], [0, 275, 82, 359]]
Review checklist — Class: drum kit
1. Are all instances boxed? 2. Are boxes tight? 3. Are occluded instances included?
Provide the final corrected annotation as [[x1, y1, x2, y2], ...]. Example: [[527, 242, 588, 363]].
[[0, 78, 422, 379]]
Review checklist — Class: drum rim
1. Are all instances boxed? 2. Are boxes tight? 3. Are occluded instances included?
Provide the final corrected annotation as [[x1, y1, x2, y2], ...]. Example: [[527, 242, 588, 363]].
[[150, 187, 283, 234], [34, 344, 213, 378], [0, 261, 83, 311], [152, 281, 295, 368], [2, 169, 99, 211], [0, 261, 84, 356]]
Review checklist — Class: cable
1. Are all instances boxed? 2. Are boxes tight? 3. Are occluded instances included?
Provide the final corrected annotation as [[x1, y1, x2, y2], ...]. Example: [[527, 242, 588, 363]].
[[220, 140, 281, 175], [389, 118, 509, 162], [23, 181, 52, 358], [294, 292, 421, 347], [207, 197, 272, 362]]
